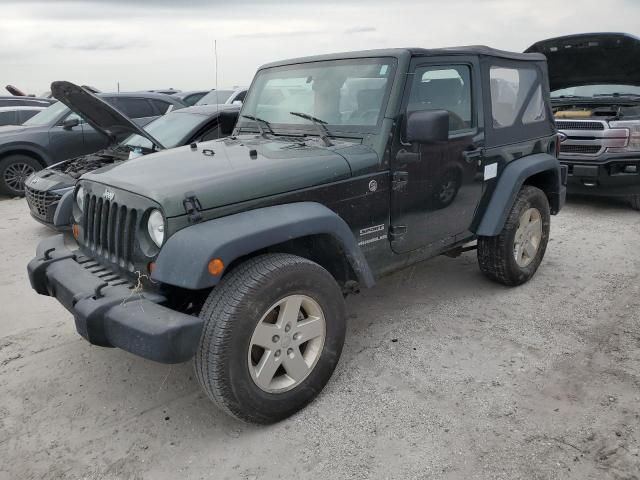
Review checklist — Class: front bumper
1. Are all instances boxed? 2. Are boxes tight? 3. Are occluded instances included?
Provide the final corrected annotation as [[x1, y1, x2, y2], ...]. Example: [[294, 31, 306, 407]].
[[561, 157, 640, 197], [27, 235, 203, 363]]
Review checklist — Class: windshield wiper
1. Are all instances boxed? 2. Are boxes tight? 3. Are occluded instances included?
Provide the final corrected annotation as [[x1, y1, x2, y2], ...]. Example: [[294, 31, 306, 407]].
[[241, 114, 274, 138], [594, 93, 640, 98], [289, 112, 333, 147]]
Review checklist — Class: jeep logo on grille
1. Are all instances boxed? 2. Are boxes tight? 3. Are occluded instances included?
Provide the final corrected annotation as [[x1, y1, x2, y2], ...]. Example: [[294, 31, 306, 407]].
[[103, 189, 115, 201], [30, 177, 39, 185]]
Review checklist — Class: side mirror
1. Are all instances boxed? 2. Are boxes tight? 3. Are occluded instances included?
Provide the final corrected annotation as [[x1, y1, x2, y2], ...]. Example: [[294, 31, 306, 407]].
[[219, 109, 239, 135], [405, 110, 449, 144], [62, 117, 80, 130]]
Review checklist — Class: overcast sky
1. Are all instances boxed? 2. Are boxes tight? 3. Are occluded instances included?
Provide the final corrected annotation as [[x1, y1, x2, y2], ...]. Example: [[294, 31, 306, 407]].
[[1, 0, 639, 95]]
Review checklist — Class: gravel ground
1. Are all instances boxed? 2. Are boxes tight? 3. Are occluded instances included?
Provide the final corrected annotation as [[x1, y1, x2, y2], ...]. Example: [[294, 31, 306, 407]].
[[1, 194, 639, 480]]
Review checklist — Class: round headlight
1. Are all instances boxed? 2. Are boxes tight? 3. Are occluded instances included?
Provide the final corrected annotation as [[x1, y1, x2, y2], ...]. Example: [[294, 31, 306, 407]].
[[147, 209, 165, 247], [76, 186, 85, 212]]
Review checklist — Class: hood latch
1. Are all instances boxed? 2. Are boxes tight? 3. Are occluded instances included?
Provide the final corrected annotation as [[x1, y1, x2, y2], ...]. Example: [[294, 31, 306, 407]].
[[183, 193, 203, 224]]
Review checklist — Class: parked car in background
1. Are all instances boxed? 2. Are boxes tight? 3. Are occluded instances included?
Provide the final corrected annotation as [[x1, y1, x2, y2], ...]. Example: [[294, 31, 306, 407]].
[[25, 96, 240, 229], [0, 88, 186, 196], [173, 90, 211, 106], [0, 106, 47, 126], [526, 32, 640, 210], [0, 96, 54, 108], [196, 86, 248, 106]]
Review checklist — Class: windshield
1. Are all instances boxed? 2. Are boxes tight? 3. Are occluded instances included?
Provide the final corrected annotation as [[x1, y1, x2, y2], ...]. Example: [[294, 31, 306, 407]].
[[23, 101, 68, 126], [551, 84, 640, 98], [123, 111, 208, 150], [240, 58, 396, 132], [197, 90, 234, 105]]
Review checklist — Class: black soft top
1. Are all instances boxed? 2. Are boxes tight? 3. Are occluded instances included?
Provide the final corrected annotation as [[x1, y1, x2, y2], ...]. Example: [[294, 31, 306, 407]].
[[260, 46, 545, 69]]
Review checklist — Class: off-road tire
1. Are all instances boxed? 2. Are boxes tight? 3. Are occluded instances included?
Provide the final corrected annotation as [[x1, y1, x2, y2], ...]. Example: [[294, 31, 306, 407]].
[[629, 195, 640, 211], [194, 253, 346, 424], [477, 185, 550, 286], [0, 155, 42, 197]]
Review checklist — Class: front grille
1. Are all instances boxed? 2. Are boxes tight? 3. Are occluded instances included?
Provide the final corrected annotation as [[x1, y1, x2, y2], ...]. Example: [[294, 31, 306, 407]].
[[83, 193, 138, 269], [560, 144, 602, 155], [555, 120, 605, 131], [25, 186, 62, 222]]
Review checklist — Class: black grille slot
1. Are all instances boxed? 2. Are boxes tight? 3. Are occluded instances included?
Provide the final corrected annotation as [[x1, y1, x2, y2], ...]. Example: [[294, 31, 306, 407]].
[[83, 193, 137, 268], [25, 186, 62, 222], [560, 144, 601, 154], [555, 121, 605, 131]]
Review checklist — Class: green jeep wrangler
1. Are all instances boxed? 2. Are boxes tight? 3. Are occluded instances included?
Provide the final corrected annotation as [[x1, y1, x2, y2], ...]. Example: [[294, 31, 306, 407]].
[[28, 46, 566, 423]]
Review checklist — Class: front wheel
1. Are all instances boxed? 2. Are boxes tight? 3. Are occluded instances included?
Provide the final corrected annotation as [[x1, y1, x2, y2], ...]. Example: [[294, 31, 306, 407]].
[[477, 185, 550, 286], [194, 253, 346, 424], [0, 155, 42, 197]]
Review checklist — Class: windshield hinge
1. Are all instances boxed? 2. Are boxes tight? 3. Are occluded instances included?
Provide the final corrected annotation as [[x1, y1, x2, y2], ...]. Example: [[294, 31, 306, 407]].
[[183, 194, 203, 224], [391, 171, 408, 192]]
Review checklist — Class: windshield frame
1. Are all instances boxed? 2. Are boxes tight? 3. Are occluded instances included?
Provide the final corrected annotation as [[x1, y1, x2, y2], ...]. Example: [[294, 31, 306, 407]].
[[237, 56, 399, 137]]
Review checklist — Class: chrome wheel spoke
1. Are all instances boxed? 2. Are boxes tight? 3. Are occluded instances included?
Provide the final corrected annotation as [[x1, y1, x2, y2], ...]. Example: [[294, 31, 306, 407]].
[[277, 295, 302, 326], [294, 316, 324, 344], [251, 323, 280, 349], [254, 350, 281, 390], [282, 348, 309, 382]]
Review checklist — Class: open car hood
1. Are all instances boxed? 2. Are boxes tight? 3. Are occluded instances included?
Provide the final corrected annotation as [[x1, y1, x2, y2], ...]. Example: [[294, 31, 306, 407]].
[[51, 81, 166, 149], [525, 33, 640, 91]]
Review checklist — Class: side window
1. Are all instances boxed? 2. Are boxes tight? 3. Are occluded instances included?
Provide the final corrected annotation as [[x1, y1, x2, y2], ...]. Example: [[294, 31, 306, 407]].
[[0, 111, 17, 125], [150, 100, 173, 114], [233, 91, 247, 103], [200, 125, 221, 141], [113, 98, 155, 118], [408, 65, 473, 133], [18, 110, 39, 123], [489, 67, 541, 128]]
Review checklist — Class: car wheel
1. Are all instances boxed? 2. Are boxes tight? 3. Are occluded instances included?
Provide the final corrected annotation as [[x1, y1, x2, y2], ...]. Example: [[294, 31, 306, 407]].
[[0, 155, 41, 197], [194, 253, 346, 424], [477, 185, 550, 286], [629, 195, 640, 211]]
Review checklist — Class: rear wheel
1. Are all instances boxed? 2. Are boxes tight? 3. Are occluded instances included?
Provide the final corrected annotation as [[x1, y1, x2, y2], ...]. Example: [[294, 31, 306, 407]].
[[194, 253, 346, 424], [0, 155, 41, 196], [629, 195, 640, 211], [477, 186, 550, 286]]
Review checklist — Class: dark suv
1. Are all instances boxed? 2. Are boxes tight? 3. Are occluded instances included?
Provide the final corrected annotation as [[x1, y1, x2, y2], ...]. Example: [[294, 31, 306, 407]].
[[28, 46, 566, 424], [25, 81, 240, 229], [527, 33, 640, 209], [0, 91, 186, 196]]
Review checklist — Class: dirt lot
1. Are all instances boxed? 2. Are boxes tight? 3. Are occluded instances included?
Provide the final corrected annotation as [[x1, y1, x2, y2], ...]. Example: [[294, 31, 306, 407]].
[[0, 194, 639, 480]]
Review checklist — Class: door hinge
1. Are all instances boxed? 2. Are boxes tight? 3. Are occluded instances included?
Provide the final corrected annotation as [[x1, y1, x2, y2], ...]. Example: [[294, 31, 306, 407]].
[[392, 171, 408, 191], [389, 225, 407, 241], [183, 194, 203, 223]]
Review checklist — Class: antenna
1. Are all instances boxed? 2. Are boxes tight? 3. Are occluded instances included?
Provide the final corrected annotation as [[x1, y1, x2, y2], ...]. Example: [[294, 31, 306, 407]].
[[214, 39, 220, 139]]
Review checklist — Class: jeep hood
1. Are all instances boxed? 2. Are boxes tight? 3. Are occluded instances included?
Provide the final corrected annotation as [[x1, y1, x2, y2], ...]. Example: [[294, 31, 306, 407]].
[[525, 33, 640, 91], [82, 136, 360, 217], [51, 81, 166, 148]]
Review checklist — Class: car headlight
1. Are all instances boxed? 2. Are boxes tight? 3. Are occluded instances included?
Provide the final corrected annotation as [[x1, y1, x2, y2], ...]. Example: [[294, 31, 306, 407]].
[[147, 209, 165, 247], [76, 186, 85, 212], [608, 120, 640, 152]]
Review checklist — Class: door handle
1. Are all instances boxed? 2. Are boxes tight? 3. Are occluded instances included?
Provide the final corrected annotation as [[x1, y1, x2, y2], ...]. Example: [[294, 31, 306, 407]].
[[463, 148, 483, 164]]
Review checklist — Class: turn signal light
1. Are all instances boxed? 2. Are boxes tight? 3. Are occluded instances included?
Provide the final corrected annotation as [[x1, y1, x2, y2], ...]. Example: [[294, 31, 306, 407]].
[[72, 224, 80, 240], [208, 258, 225, 276], [148, 262, 156, 274]]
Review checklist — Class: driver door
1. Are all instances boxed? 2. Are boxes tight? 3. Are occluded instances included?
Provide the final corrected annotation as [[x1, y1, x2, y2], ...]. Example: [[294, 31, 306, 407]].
[[390, 57, 485, 253]]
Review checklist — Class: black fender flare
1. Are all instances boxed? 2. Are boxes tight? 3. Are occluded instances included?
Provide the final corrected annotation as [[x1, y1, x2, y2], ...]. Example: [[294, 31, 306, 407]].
[[152, 202, 376, 290], [475, 153, 563, 237]]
